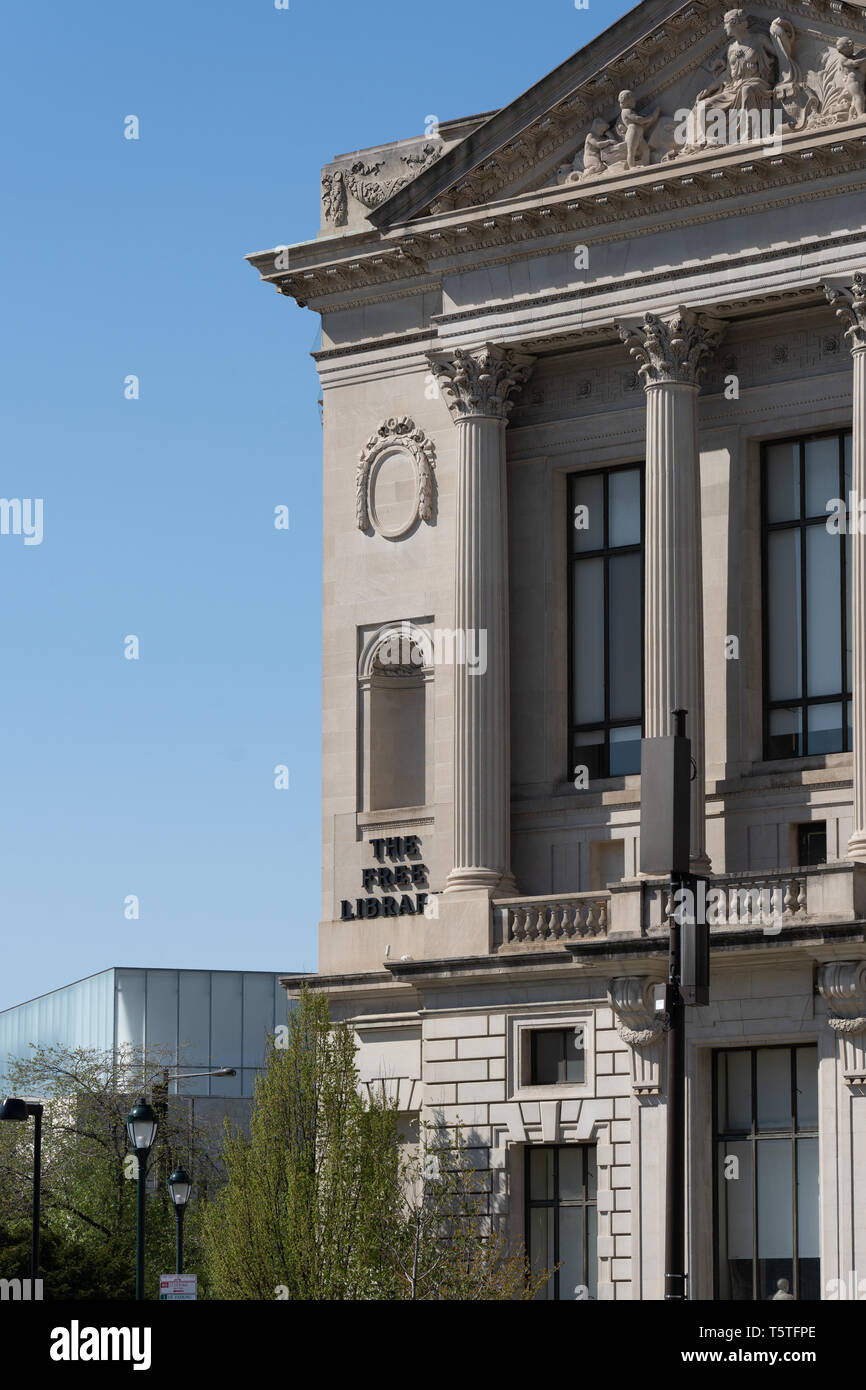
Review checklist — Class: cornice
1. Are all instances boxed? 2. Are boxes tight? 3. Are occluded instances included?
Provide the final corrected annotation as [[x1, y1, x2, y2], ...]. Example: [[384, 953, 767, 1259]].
[[262, 127, 866, 310]]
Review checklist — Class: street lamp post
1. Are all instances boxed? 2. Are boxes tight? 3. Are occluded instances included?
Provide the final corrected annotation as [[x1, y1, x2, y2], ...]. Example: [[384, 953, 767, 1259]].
[[0, 1097, 44, 1282], [126, 1098, 158, 1302], [168, 1167, 192, 1274], [124, 1066, 235, 1299]]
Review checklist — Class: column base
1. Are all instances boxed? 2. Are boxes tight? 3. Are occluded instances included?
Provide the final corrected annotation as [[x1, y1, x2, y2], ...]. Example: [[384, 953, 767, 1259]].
[[445, 866, 516, 896], [847, 831, 866, 863]]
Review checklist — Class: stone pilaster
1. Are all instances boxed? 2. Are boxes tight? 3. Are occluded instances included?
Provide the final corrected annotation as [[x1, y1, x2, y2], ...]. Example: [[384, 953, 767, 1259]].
[[428, 344, 535, 896], [608, 976, 668, 1096], [617, 308, 726, 872], [816, 959, 866, 1085], [823, 274, 866, 862]]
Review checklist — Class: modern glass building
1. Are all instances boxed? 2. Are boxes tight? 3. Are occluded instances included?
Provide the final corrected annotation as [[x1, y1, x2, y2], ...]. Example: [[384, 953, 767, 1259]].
[[0, 968, 289, 1098]]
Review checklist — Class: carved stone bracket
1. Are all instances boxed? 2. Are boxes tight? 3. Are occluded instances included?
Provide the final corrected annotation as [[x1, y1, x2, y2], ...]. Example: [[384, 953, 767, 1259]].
[[608, 976, 667, 1097], [817, 960, 866, 1085], [617, 307, 727, 387], [356, 417, 436, 537], [428, 344, 535, 421], [823, 273, 866, 354]]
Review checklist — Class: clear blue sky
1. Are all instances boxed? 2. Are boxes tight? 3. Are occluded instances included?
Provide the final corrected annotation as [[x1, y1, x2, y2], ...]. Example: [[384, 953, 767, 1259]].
[[0, 0, 633, 1009]]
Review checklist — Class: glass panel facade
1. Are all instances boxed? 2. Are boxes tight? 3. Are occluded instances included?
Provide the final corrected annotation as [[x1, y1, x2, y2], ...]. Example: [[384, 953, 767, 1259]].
[[714, 1045, 819, 1300], [569, 465, 643, 779], [527, 1145, 598, 1300], [763, 431, 852, 758], [0, 969, 282, 1097]]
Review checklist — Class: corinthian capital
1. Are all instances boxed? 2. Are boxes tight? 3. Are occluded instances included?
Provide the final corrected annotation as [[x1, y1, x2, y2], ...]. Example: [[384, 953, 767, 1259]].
[[822, 274, 866, 354], [617, 307, 727, 388], [428, 344, 535, 421]]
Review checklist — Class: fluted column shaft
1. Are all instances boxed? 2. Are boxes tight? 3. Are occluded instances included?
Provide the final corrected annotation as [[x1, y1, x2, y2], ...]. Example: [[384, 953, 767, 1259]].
[[619, 308, 726, 870], [429, 345, 534, 895], [825, 274, 866, 860]]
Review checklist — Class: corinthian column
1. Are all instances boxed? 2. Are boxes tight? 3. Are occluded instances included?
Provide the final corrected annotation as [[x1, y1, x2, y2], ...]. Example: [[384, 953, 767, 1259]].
[[428, 344, 535, 895], [824, 274, 866, 861], [617, 308, 726, 871]]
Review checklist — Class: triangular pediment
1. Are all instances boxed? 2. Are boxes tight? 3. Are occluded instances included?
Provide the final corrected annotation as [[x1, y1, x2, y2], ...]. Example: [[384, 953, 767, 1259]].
[[367, 0, 866, 228]]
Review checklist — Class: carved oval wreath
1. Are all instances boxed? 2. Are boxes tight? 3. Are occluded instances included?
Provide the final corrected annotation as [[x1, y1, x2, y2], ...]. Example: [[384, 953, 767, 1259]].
[[356, 416, 436, 538]]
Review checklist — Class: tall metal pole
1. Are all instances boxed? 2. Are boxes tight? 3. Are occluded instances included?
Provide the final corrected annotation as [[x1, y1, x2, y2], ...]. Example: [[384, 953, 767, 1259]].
[[136, 1150, 147, 1301], [31, 1104, 42, 1282], [175, 1205, 185, 1275], [664, 707, 688, 1301], [664, 873, 686, 1301]]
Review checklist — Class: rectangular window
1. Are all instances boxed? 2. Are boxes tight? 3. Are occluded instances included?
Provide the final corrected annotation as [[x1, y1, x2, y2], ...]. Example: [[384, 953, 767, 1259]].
[[569, 465, 644, 779], [763, 431, 852, 759], [530, 1027, 586, 1085], [526, 1145, 598, 1300], [796, 821, 826, 868], [713, 1045, 819, 1301]]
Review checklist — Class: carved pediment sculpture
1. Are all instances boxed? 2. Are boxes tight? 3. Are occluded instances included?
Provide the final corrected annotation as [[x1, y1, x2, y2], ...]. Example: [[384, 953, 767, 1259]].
[[322, 141, 445, 228], [556, 9, 865, 188]]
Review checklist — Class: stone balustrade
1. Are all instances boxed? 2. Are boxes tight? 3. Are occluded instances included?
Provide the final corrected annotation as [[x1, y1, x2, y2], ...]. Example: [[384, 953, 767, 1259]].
[[494, 892, 609, 949], [496, 864, 866, 949]]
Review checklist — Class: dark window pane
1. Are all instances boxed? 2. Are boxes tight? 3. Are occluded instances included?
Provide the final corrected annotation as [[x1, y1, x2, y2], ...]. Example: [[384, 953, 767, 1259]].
[[797, 1138, 819, 1258], [795, 1048, 818, 1129], [807, 703, 843, 756], [609, 468, 641, 547], [609, 725, 641, 775], [767, 529, 802, 701], [530, 1206, 554, 1299], [559, 1206, 586, 1298], [609, 551, 642, 720], [756, 1139, 793, 1261], [573, 558, 604, 724], [804, 436, 840, 518], [559, 1146, 583, 1200], [720, 1140, 753, 1301], [586, 1147, 597, 1199], [572, 473, 604, 552], [574, 732, 603, 781], [564, 1029, 585, 1083], [796, 822, 826, 868], [805, 525, 841, 697], [533, 1030, 564, 1086], [720, 1050, 752, 1131], [756, 1048, 791, 1131], [529, 1146, 553, 1200], [766, 442, 800, 522], [768, 707, 802, 759]]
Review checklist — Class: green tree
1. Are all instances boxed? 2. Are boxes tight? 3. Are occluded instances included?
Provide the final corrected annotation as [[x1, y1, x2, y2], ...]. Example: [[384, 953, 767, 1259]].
[[0, 1044, 221, 1299], [202, 988, 401, 1299], [202, 988, 550, 1301]]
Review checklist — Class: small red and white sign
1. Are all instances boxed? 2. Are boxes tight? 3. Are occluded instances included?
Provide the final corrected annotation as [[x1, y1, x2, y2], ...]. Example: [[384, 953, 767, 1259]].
[[159, 1274, 197, 1301]]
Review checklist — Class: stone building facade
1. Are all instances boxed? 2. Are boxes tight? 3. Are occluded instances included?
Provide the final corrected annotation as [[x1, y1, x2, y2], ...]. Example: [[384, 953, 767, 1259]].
[[250, 0, 866, 1298]]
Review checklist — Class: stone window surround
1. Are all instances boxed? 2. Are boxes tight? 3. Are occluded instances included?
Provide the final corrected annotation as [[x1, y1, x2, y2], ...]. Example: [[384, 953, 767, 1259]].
[[508, 1008, 596, 1103], [356, 617, 436, 818]]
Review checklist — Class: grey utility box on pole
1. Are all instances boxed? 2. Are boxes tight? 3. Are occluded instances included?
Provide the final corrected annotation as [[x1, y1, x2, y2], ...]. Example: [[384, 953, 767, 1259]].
[[639, 729, 691, 877]]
